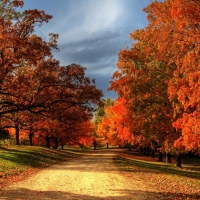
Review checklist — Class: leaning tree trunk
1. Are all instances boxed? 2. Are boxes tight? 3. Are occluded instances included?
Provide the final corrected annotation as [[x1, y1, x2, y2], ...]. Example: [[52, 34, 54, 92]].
[[15, 124, 20, 145]]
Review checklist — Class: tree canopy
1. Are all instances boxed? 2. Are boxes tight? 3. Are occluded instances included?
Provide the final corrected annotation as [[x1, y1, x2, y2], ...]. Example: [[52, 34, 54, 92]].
[[93, 0, 200, 165], [0, 0, 103, 148]]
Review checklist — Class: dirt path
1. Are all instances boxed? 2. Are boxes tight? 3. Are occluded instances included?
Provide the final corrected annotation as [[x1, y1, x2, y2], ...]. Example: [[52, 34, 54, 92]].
[[0, 149, 163, 200]]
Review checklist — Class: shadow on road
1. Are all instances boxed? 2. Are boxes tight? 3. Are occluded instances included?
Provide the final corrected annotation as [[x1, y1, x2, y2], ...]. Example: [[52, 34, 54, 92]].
[[0, 188, 199, 200]]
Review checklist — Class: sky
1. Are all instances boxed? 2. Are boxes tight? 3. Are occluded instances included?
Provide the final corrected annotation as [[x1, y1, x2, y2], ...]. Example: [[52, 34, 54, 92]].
[[22, 0, 152, 99]]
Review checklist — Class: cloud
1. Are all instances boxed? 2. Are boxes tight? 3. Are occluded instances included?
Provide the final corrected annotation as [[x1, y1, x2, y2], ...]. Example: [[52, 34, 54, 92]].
[[86, 70, 117, 100], [53, 27, 130, 99], [22, 0, 153, 99], [40, 0, 124, 42], [55, 29, 122, 67]]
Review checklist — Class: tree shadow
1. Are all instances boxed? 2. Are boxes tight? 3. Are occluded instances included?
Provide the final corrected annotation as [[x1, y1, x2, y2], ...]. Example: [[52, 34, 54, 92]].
[[0, 188, 199, 200], [43, 152, 121, 174], [0, 147, 77, 168], [115, 154, 200, 180], [121, 150, 200, 171]]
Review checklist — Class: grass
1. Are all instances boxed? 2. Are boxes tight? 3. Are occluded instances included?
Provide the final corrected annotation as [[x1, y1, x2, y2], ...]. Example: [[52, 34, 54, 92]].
[[117, 151, 200, 179], [114, 150, 200, 199], [0, 145, 80, 187]]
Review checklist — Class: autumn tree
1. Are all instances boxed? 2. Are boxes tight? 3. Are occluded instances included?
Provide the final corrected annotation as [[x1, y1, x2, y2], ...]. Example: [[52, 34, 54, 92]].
[[93, 98, 113, 149], [109, 38, 176, 159], [97, 98, 135, 150], [137, 0, 200, 163], [1, 61, 103, 146], [0, 0, 58, 116], [0, 128, 10, 145], [109, 0, 200, 166], [0, 0, 103, 147]]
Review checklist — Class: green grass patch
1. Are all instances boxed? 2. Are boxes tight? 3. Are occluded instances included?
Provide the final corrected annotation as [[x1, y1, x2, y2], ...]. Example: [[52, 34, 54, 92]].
[[116, 153, 200, 180], [114, 152, 200, 199], [0, 145, 80, 182]]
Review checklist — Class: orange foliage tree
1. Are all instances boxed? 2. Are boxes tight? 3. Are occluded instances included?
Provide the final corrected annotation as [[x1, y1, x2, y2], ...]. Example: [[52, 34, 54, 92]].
[[138, 0, 200, 155], [0, 1, 103, 147], [109, 0, 200, 166], [0, 0, 58, 116], [97, 98, 135, 149], [93, 98, 113, 149], [2, 61, 103, 146]]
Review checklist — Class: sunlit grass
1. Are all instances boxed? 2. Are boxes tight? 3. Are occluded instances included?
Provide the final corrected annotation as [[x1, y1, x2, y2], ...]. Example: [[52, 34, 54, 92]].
[[116, 151, 200, 180], [0, 145, 79, 182], [114, 153, 200, 199]]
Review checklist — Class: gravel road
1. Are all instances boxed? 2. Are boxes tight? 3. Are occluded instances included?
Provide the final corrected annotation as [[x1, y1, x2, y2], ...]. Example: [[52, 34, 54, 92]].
[[0, 149, 163, 200]]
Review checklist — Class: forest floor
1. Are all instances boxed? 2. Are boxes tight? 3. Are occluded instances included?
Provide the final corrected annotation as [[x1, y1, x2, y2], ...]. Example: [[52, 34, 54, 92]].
[[0, 149, 199, 200]]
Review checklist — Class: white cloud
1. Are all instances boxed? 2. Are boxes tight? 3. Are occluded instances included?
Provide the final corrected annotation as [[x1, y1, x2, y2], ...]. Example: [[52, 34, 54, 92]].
[[56, 0, 124, 41], [82, 0, 123, 32]]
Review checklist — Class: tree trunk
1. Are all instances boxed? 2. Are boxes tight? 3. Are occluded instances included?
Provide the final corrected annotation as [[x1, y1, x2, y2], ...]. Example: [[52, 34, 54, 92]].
[[54, 137, 58, 149], [166, 153, 171, 163], [176, 153, 182, 167], [15, 125, 20, 145], [61, 145, 64, 150], [151, 149, 155, 158], [144, 148, 146, 155], [147, 146, 150, 156], [158, 151, 163, 162], [128, 145, 131, 151], [29, 132, 34, 146], [106, 143, 109, 149], [45, 136, 50, 148], [93, 139, 97, 150]]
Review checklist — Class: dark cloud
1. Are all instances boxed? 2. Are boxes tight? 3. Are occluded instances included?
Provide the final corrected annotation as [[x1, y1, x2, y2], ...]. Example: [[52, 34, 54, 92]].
[[86, 71, 117, 100], [55, 29, 126, 66], [53, 29, 129, 99], [60, 30, 121, 49]]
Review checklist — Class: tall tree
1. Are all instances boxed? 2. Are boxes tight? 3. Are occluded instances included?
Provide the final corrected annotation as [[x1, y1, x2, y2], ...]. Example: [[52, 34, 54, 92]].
[[0, 0, 58, 116], [93, 98, 113, 148], [97, 98, 135, 148], [139, 0, 200, 155], [0, 1, 103, 147]]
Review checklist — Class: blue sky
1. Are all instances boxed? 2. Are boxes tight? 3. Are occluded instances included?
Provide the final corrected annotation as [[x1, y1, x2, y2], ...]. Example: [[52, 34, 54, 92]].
[[22, 0, 152, 99]]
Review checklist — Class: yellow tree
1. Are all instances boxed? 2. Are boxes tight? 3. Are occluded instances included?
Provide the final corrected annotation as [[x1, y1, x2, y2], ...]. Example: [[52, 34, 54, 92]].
[[97, 98, 136, 149], [93, 98, 113, 149]]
